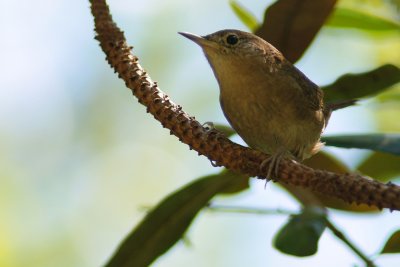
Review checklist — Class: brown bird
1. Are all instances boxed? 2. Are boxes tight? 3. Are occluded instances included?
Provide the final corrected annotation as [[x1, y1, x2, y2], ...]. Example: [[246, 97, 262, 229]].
[[179, 29, 353, 179]]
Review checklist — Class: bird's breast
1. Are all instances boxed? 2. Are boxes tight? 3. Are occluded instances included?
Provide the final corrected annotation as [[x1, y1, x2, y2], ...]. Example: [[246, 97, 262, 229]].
[[218, 71, 325, 160]]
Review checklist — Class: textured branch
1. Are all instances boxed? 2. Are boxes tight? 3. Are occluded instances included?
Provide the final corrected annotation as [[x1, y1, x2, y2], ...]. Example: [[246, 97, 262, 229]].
[[90, 0, 400, 211]]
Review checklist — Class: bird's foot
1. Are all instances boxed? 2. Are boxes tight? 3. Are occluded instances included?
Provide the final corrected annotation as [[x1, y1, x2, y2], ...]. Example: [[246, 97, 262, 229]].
[[260, 150, 292, 187]]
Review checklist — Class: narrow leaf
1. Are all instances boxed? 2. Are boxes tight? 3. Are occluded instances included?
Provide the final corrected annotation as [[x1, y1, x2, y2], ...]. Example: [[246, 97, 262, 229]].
[[381, 230, 400, 254], [322, 64, 400, 102], [357, 152, 400, 182], [105, 170, 248, 267], [255, 0, 337, 63], [274, 207, 327, 257], [322, 133, 400, 156], [326, 7, 400, 31], [230, 1, 259, 32]]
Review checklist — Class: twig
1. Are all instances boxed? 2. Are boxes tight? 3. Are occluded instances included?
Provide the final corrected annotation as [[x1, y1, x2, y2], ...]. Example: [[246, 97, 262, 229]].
[[206, 204, 294, 215], [325, 220, 376, 267]]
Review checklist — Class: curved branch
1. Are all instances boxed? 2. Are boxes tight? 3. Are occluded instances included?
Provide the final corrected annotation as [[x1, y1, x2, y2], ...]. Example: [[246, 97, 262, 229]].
[[89, 0, 400, 211]]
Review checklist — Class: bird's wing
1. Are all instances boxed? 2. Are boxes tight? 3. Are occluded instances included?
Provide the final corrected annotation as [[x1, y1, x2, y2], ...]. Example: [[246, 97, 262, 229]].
[[281, 62, 324, 111]]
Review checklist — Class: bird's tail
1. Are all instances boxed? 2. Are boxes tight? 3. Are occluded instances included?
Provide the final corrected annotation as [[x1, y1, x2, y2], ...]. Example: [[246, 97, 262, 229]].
[[323, 99, 357, 127], [327, 99, 357, 111]]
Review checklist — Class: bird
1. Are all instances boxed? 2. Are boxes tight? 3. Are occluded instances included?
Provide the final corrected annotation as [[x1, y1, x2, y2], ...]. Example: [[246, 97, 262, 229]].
[[179, 29, 353, 179]]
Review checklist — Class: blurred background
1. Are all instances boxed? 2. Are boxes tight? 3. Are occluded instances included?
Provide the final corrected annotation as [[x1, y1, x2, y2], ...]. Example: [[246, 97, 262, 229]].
[[1, 0, 399, 266]]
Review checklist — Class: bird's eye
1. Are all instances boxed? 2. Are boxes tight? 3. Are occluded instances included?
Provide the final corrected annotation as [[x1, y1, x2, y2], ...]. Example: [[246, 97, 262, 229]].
[[226, 34, 238, 45]]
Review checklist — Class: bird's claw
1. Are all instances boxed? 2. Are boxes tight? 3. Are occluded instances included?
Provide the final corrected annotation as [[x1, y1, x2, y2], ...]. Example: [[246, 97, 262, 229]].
[[260, 150, 292, 187]]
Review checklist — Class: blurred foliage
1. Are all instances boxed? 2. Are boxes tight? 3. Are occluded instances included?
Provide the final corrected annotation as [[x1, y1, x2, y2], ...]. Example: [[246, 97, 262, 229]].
[[255, 0, 337, 63], [326, 7, 400, 31], [273, 207, 327, 257], [322, 64, 400, 102], [3, 0, 400, 266], [229, 1, 259, 32], [322, 133, 400, 156], [357, 152, 400, 182], [388, 0, 400, 11], [103, 0, 400, 265], [105, 170, 248, 267], [381, 230, 400, 254]]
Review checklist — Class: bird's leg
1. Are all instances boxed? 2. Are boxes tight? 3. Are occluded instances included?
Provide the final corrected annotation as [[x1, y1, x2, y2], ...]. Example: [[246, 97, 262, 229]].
[[260, 149, 293, 182]]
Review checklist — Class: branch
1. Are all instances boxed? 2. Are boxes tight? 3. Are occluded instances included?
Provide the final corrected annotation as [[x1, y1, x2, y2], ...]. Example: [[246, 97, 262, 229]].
[[89, 0, 400, 211]]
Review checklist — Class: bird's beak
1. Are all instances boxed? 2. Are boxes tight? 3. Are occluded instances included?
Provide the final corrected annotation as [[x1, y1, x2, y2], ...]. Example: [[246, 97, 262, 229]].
[[178, 32, 217, 49]]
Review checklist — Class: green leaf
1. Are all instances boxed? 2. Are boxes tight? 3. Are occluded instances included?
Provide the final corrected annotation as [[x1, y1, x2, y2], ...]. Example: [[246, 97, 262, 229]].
[[322, 133, 400, 156], [381, 230, 400, 254], [326, 7, 400, 31], [229, 1, 259, 32], [357, 152, 400, 182], [105, 170, 248, 267], [274, 207, 327, 257], [322, 64, 400, 103]]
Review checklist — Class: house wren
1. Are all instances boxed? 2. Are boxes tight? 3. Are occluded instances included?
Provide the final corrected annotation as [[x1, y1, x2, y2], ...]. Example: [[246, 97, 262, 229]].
[[179, 29, 341, 179]]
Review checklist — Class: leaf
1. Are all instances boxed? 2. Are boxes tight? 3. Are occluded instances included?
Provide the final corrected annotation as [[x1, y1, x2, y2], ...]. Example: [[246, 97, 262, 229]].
[[105, 170, 248, 267], [357, 152, 400, 182], [322, 64, 400, 102], [322, 134, 400, 156], [229, 1, 259, 32], [326, 7, 400, 31], [274, 207, 327, 257], [381, 230, 400, 254], [255, 0, 337, 63]]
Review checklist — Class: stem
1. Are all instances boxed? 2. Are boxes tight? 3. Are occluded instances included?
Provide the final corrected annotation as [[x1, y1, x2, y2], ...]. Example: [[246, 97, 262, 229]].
[[206, 203, 294, 215], [325, 219, 376, 267]]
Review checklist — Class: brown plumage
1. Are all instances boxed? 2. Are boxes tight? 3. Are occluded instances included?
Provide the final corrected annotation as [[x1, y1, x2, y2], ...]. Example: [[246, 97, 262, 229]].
[[180, 29, 351, 178]]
